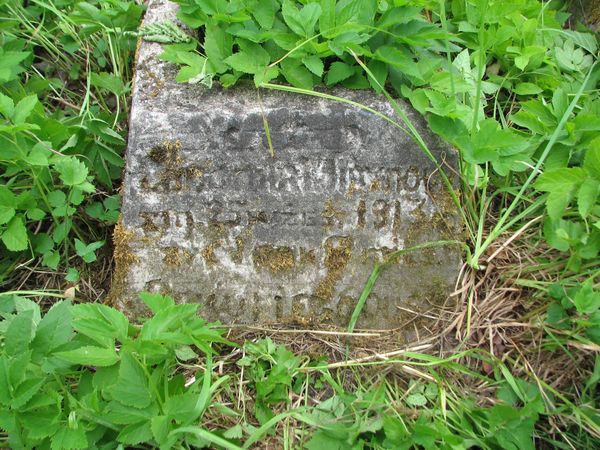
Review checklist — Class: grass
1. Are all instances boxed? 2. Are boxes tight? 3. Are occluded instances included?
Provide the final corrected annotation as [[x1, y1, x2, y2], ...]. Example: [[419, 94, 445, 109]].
[[1, 0, 600, 449]]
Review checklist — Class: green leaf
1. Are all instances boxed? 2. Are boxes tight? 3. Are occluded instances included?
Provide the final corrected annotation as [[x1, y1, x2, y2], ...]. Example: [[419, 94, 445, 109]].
[[584, 143, 600, 179], [253, 0, 278, 30], [513, 82, 542, 96], [12, 94, 38, 125], [5, 309, 35, 356], [151, 415, 171, 444], [139, 291, 175, 313], [406, 392, 428, 407], [55, 345, 119, 367], [574, 280, 600, 315], [0, 92, 14, 118], [325, 62, 355, 86], [535, 168, 586, 219], [302, 55, 324, 77], [31, 300, 73, 358], [110, 350, 152, 408], [280, 59, 314, 89], [204, 24, 233, 73], [51, 426, 88, 450], [282, 0, 322, 37], [72, 303, 129, 345], [117, 420, 153, 446], [2, 215, 28, 251], [224, 46, 270, 74], [74, 238, 104, 263], [578, 178, 600, 218], [54, 157, 89, 186]]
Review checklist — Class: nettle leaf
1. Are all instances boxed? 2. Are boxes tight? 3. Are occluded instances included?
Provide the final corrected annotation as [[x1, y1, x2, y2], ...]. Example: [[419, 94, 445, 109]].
[[1, 215, 28, 252], [282, 0, 321, 37], [54, 157, 89, 186], [55, 345, 119, 367]]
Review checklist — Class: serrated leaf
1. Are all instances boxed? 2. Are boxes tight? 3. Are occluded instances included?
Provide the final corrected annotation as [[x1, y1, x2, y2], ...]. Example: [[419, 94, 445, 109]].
[[31, 300, 73, 358], [51, 426, 88, 450], [55, 345, 119, 367], [204, 24, 233, 74], [325, 61, 354, 86], [117, 420, 153, 446], [139, 291, 175, 313], [280, 59, 314, 89], [302, 55, 324, 77], [12, 94, 38, 125], [578, 178, 600, 218], [253, 0, 277, 30], [0, 92, 14, 118], [72, 303, 129, 345], [1, 215, 28, 251], [54, 157, 89, 186], [110, 350, 151, 408], [282, 0, 321, 37], [5, 309, 35, 356], [574, 280, 600, 314], [513, 82, 542, 96], [584, 144, 600, 179], [224, 48, 270, 74]]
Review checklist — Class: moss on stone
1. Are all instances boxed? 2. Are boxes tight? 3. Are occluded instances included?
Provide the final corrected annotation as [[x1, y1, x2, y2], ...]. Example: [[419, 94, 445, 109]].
[[253, 245, 295, 273]]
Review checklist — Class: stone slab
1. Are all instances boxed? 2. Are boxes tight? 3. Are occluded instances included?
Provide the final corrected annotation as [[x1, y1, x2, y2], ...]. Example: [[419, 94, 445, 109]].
[[113, 0, 463, 330]]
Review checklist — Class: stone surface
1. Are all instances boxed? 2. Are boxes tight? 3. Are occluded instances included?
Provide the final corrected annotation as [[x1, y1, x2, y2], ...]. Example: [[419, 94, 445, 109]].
[[114, 0, 463, 329]]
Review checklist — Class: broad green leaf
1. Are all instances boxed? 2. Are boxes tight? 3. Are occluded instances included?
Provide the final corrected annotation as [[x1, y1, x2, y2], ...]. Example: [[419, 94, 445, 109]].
[[204, 24, 233, 73], [0, 93, 14, 118], [302, 55, 324, 77], [12, 377, 45, 409], [74, 238, 104, 263], [72, 303, 129, 344], [513, 82, 542, 96], [584, 143, 600, 179], [224, 47, 270, 74], [151, 415, 171, 444], [280, 59, 314, 89], [54, 157, 89, 186], [117, 420, 153, 446], [110, 350, 152, 408], [282, 0, 321, 37], [139, 291, 175, 313], [12, 94, 38, 125], [325, 62, 355, 86], [31, 300, 73, 358], [55, 345, 119, 366], [0, 206, 15, 225], [574, 280, 600, 314], [51, 426, 88, 450], [578, 178, 600, 218], [2, 215, 28, 251], [253, 0, 278, 29], [5, 309, 35, 355]]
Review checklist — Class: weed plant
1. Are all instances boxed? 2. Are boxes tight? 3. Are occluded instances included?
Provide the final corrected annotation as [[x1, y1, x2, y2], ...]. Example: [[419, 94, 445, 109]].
[[1, 0, 600, 449]]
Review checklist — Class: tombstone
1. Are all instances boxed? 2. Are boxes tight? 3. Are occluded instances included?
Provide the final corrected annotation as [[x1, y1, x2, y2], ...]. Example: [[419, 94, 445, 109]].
[[112, 0, 463, 330]]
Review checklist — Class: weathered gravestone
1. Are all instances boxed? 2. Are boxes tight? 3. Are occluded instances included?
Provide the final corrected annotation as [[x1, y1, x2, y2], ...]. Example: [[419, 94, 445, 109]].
[[112, 0, 463, 329]]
